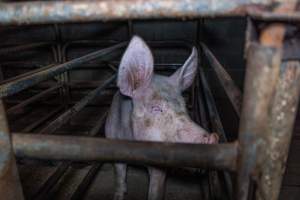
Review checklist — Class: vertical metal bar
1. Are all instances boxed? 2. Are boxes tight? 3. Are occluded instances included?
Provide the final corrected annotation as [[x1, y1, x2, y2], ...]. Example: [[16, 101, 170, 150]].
[[256, 61, 300, 200], [0, 99, 24, 200], [237, 43, 282, 200], [238, 3, 297, 200]]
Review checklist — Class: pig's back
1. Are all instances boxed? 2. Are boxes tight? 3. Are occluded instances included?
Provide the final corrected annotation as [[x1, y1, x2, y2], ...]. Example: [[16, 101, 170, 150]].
[[105, 91, 134, 140]]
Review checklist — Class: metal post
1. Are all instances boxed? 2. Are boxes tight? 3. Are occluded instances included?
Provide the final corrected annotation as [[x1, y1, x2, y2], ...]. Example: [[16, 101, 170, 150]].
[[238, 3, 297, 200], [237, 42, 282, 200], [256, 61, 300, 199], [0, 99, 24, 200]]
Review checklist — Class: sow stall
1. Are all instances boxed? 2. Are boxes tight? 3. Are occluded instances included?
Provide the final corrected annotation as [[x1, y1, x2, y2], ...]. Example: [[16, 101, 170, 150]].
[[0, 1, 299, 200]]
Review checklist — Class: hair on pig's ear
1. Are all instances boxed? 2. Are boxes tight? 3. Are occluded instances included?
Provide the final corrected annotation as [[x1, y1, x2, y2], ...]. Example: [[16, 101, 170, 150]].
[[117, 36, 154, 98]]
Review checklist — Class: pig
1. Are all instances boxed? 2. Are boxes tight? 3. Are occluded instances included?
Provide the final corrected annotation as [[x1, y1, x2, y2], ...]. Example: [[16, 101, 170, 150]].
[[105, 36, 219, 200]]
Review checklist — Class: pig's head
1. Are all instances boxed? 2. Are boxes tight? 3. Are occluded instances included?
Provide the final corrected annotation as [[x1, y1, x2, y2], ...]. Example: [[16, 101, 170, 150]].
[[117, 36, 218, 144]]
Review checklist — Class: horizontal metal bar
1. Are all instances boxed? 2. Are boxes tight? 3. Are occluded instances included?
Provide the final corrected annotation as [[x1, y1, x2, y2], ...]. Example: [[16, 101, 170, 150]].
[[21, 106, 65, 133], [7, 84, 62, 114], [0, 64, 55, 85], [39, 75, 116, 134], [0, 42, 53, 55], [201, 43, 242, 116], [33, 110, 109, 199], [0, 1, 298, 25], [0, 42, 126, 97], [12, 133, 238, 171]]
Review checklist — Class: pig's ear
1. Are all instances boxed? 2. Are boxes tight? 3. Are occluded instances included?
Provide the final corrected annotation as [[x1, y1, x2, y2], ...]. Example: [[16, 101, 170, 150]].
[[169, 47, 198, 91], [117, 36, 154, 97]]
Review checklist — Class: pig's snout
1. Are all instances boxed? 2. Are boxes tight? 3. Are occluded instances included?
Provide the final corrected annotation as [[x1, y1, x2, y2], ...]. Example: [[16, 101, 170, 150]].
[[202, 133, 219, 144]]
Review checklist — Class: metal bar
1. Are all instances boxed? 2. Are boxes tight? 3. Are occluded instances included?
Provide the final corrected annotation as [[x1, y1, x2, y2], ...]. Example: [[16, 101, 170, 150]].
[[70, 164, 103, 200], [34, 111, 108, 199], [256, 61, 300, 200], [39, 75, 116, 134], [0, 1, 299, 25], [7, 84, 62, 114], [89, 111, 108, 136], [256, 61, 300, 199], [32, 162, 71, 200], [0, 99, 24, 200], [199, 67, 233, 200], [194, 74, 215, 200], [12, 133, 238, 171], [238, 3, 297, 200], [21, 106, 64, 133], [201, 43, 242, 116], [199, 67, 227, 142], [0, 42, 53, 55], [237, 43, 282, 200], [0, 42, 126, 97], [0, 63, 56, 85]]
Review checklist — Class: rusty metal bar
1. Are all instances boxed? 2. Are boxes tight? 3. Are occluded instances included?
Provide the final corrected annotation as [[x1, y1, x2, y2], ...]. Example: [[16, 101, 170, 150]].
[[0, 0, 299, 25], [0, 99, 24, 200], [12, 133, 238, 171], [256, 61, 300, 199], [39, 75, 116, 134], [0, 42, 126, 97], [201, 43, 242, 116], [237, 43, 282, 200], [7, 84, 62, 114], [238, 3, 297, 200]]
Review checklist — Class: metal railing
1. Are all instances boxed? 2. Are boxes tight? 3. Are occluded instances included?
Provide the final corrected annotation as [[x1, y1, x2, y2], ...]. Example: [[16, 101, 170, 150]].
[[0, 1, 299, 200]]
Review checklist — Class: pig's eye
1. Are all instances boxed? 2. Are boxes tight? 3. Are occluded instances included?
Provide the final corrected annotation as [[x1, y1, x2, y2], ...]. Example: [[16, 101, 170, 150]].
[[151, 105, 163, 113]]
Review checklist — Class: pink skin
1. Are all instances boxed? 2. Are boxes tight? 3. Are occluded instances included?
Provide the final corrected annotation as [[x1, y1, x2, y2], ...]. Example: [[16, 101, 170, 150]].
[[105, 36, 219, 200]]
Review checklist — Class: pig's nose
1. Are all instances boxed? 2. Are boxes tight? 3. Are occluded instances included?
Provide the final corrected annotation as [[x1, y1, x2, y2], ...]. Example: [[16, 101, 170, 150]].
[[208, 133, 219, 144]]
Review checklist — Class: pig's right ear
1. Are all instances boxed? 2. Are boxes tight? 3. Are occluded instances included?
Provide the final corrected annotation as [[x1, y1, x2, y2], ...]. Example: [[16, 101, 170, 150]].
[[117, 36, 154, 98], [169, 47, 198, 91]]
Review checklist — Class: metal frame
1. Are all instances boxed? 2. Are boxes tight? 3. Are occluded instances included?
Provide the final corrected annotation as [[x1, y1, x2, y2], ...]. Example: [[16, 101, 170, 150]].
[[0, 1, 299, 200]]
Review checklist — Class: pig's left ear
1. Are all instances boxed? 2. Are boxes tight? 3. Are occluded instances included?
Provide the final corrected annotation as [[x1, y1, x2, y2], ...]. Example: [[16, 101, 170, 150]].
[[169, 47, 198, 91], [117, 36, 154, 98]]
